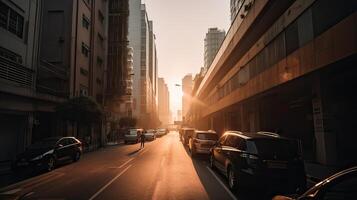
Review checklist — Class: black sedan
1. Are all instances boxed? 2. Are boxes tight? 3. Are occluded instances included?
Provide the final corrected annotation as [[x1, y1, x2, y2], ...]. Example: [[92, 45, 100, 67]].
[[13, 137, 82, 171], [274, 166, 357, 200]]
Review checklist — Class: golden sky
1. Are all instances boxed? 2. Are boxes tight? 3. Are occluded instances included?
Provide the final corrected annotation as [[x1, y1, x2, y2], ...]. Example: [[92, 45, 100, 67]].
[[143, 0, 230, 119]]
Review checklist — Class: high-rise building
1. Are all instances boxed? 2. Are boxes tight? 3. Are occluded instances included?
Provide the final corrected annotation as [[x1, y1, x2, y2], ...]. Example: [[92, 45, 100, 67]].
[[204, 28, 225, 73], [158, 78, 170, 126], [182, 74, 193, 119], [107, 0, 131, 119], [230, 0, 243, 22], [128, 1, 159, 128]]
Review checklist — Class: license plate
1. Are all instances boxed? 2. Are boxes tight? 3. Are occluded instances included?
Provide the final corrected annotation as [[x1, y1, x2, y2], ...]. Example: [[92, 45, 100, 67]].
[[267, 161, 287, 169]]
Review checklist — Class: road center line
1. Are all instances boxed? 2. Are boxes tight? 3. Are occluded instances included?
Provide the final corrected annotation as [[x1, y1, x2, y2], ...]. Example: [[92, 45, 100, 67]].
[[89, 164, 132, 200], [119, 158, 135, 168], [206, 166, 238, 200], [139, 148, 149, 156]]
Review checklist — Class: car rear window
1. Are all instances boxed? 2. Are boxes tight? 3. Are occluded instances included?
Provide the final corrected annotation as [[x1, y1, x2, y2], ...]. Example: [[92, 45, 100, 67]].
[[197, 133, 218, 140], [129, 129, 138, 135], [247, 139, 299, 158]]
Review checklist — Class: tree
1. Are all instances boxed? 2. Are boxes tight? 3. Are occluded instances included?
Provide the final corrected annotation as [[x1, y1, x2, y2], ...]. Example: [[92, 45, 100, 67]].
[[56, 96, 103, 124], [118, 117, 137, 128]]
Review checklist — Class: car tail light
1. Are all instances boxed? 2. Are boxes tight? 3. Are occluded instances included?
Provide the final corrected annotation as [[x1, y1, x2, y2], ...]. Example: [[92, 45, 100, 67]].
[[241, 153, 259, 168], [240, 153, 259, 160]]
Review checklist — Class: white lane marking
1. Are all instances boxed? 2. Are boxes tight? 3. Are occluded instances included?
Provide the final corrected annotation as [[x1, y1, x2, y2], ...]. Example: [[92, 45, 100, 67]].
[[89, 164, 132, 200], [206, 166, 238, 200], [139, 148, 149, 156], [0, 188, 22, 195], [119, 158, 135, 168], [160, 157, 166, 167]]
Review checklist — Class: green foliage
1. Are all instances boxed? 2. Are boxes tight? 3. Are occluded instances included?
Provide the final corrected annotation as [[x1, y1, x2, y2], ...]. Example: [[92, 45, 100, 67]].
[[118, 117, 137, 128], [56, 96, 103, 123]]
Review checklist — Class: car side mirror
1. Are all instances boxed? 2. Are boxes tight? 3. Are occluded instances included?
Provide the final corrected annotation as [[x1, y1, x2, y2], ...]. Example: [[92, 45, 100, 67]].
[[56, 144, 64, 148]]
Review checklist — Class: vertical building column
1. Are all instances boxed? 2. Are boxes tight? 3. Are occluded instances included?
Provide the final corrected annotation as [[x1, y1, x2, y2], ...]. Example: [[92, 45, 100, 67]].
[[312, 75, 337, 165]]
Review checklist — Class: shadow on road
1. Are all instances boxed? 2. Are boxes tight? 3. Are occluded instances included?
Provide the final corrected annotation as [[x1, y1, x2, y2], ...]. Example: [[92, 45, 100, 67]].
[[127, 148, 142, 156], [179, 140, 273, 200]]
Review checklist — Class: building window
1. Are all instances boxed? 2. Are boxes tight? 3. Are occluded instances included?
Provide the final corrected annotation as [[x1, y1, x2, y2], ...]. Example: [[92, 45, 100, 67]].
[[80, 67, 88, 76], [0, 46, 22, 64], [0, 2, 24, 38], [81, 42, 89, 57], [97, 56, 103, 66], [96, 78, 102, 85], [79, 85, 88, 96], [82, 15, 90, 29], [98, 10, 104, 24], [97, 33, 104, 47]]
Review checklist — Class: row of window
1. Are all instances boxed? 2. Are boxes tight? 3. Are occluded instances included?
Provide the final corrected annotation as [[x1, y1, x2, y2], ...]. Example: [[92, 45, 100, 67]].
[[0, 2, 24, 38], [205, 0, 357, 106]]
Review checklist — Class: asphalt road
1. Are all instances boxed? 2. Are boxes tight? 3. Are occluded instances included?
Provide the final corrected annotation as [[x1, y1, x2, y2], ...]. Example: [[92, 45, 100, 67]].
[[0, 131, 249, 200]]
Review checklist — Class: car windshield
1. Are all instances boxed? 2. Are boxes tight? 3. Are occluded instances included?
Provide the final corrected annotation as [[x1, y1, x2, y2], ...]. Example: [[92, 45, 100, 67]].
[[197, 133, 218, 140], [28, 138, 58, 149], [247, 139, 299, 158]]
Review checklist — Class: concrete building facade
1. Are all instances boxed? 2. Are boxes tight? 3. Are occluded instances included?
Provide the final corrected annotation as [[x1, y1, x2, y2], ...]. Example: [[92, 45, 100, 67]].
[[128, 0, 158, 128], [0, 0, 45, 169], [188, 0, 357, 167], [182, 74, 192, 120], [158, 78, 170, 126], [230, 0, 244, 22], [204, 28, 225, 74]]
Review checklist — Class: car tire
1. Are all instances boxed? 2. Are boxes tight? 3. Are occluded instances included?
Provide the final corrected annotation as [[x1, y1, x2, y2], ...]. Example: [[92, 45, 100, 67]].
[[73, 151, 81, 162], [210, 154, 216, 169], [227, 166, 239, 191], [46, 156, 56, 172]]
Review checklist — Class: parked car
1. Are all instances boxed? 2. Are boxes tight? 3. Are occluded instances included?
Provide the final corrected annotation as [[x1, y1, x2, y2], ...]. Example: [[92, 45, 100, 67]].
[[180, 128, 195, 146], [189, 130, 218, 157], [273, 166, 357, 200], [124, 128, 144, 144], [210, 131, 306, 194], [12, 137, 82, 171], [145, 129, 156, 141], [156, 128, 167, 137]]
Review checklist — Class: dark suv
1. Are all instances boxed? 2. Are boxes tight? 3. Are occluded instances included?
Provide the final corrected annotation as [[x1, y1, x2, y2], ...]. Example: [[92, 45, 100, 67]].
[[210, 131, 306, 194]]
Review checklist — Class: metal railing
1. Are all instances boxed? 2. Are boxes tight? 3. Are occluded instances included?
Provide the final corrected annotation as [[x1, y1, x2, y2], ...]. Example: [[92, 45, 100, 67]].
[[0, 56, 34, 87]]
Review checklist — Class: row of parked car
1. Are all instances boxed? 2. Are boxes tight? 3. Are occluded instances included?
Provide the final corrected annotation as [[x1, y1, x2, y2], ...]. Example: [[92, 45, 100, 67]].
[[124, 128, 169, 144], [179, 128, 357, 199]]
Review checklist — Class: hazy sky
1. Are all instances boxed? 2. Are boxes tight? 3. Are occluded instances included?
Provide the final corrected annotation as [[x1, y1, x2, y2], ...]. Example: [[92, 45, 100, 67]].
[[143, 0, 230, 119]]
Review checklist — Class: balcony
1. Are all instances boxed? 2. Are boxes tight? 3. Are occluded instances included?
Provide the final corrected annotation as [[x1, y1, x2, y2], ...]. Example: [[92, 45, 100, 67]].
[[0, 56, 34, 88], [36, 60, 69, 97]]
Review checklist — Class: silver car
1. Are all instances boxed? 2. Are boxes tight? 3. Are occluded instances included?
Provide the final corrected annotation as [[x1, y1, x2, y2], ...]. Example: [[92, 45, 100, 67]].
[[144, 129, 156, 141], [124, 129, 143, 144], [189, 130, 218, 157]]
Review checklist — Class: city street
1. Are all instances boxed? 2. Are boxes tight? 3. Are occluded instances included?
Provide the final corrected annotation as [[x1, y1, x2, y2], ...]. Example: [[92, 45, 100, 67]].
[[0, 131, 247, 200]]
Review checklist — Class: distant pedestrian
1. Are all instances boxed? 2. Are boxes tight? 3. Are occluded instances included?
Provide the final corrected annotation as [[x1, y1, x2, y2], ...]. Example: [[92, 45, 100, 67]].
[[140, 131, 146, 148]]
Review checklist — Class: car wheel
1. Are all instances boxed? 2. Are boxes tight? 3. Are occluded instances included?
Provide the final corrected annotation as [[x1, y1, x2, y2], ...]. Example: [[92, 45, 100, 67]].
[[227, 166, 238, 191], [210, 154, 216, 169], [47, 156, 56, 171], [73, 151, 81, 162]]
